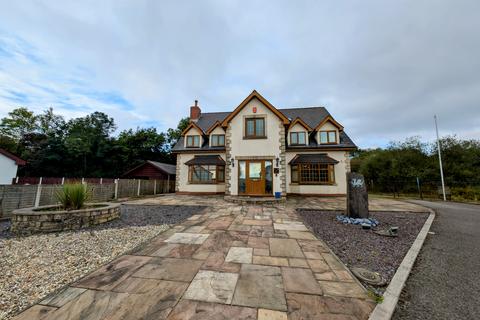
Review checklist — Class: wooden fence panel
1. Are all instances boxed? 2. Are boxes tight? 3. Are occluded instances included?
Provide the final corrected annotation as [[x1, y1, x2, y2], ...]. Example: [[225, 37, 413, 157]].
[[0, 179, 174, 219]]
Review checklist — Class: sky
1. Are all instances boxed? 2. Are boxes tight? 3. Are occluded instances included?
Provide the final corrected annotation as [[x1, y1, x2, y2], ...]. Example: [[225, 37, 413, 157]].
[[0, 0, 479, 148]]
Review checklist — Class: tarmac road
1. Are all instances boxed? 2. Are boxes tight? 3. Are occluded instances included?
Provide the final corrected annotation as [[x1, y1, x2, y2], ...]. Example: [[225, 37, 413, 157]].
[[392, 200, 480, 320]]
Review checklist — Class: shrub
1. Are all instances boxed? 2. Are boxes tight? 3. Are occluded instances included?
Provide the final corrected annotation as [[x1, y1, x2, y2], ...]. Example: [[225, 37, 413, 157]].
[[56, 183, 90, 210]]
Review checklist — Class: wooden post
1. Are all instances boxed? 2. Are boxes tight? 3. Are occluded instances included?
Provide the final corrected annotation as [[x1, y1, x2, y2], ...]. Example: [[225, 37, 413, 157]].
[[114, 179, 119, 199], [34, 177, 43, 207], [61, 177, 65, 185], [153, 180, 157, 195], [137, 179, 141, 196], [167, 175, 170, 193], [100, 177, 103, 185]]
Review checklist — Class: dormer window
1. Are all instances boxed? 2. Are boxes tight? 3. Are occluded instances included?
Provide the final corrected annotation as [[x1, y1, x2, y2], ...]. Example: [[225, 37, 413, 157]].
[[290, 132, 306, 145], [319, 131, 337, 144], [210, 134, 225, 147], [186, 135, 201, 147]]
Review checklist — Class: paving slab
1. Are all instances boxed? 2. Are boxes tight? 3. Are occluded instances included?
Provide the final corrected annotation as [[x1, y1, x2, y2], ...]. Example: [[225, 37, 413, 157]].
[[201, 251, 241, 273], [273, 223, 308, 231], [44, 290, 128, 320], [11, 305, 57, 320], [133, 258, 203, 282], [74, 255, 151, 291], [165, 233, 210, 245], [232, 264, 287, 311], [247, 236, 269, 249], [167, 300, 257, 320], [269, 238, 304, 258], [282, 267, 323, 295], [40, 287, 87, 308], [253, 256, 289, 267], [105, 280, 187, 319], [318, 281, 369, 299], [184, 270, 239, 304], [225, 247, 253, 264], [258, 309, 288, 320], [286, 230, 317, 240], [288, 258, 309, 268]]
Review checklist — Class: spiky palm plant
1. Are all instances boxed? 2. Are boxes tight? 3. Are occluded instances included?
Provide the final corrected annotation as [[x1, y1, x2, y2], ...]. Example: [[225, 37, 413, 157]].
[[56, 184, 90, 210]]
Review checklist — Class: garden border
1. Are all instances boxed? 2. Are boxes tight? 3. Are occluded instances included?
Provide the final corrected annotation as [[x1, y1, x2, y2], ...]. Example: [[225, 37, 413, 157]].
[[368, 208, 436, 320]]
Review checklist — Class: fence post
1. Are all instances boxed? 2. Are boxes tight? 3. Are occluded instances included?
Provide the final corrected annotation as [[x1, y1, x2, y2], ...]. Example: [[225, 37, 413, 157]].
[[61, 177, 65, 185], [34, 177, 43, 207], [81, 177, 85, 184], [15, 176, 19, 184], [114, 179, 119, 199], [154, 180, 157, 195], [100, 178, 103, 185], [137, 179, 141, 196]]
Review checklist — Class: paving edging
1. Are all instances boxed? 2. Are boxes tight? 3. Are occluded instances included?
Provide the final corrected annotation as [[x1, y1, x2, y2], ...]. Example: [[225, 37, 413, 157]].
[[368, 208, 436, 320]]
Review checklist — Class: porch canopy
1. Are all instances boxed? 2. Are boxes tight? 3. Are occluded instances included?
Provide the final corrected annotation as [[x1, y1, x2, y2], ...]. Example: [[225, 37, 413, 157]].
[[288, 153, 339, 165], [184, 155, 226, 165]]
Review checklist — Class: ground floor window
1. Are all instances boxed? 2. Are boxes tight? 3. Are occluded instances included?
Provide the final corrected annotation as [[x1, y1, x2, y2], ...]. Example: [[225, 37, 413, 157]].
[[188, 165, 225, 183], [291, 163, 335, 184]]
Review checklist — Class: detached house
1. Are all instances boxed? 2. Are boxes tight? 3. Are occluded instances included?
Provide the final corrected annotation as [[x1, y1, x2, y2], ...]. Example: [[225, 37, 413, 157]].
[[172, 90, 356, 197]]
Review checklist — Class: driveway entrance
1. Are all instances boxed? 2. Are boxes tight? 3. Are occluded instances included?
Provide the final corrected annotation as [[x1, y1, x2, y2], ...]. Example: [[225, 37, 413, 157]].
[[13, 195, 387, 320]]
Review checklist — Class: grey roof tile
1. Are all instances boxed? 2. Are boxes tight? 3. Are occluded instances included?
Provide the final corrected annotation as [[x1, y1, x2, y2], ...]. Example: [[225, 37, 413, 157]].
[[147, 161, 177, 175], [172, 106, 356, 152]]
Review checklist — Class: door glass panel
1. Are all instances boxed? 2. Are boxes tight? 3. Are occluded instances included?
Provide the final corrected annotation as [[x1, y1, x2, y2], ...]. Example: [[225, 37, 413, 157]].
[[249, 162, 261, 179], [265, 160, 273, 194], [239, 161, 246, 193]]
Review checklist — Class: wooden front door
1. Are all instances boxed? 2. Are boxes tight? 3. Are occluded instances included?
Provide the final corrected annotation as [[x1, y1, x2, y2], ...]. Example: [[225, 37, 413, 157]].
[[238, 160, 273, 196]]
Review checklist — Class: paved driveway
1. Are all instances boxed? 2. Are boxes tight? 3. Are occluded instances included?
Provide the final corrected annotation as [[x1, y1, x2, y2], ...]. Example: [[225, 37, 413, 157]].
[[393, 201, 480, 319], [13, 195, 422, 320]]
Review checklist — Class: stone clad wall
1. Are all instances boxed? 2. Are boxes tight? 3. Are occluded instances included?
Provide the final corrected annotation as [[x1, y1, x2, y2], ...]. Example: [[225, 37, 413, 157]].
[[11, 203, 120, 234]]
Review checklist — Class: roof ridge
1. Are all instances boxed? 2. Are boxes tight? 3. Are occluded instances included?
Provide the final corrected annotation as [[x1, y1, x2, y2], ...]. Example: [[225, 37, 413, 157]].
[[278, 106, 327, 110]]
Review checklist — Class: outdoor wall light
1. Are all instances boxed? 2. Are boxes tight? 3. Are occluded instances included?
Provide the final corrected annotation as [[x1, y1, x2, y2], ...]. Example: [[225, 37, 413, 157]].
[[231, 158, 234, 167], [275, 157, 280, 167]]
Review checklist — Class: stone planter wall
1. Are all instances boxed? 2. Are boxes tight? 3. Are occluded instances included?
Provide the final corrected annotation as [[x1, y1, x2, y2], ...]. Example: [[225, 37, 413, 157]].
[[11, 203, 120, 234]]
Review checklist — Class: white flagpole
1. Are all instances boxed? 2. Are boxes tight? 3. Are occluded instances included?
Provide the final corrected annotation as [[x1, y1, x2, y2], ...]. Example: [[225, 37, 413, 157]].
[[434, 115, 446, 201]]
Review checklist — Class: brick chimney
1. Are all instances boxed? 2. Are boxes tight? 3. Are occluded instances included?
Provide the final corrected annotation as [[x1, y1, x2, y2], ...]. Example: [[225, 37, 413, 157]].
[[190, 100, 201, 122]]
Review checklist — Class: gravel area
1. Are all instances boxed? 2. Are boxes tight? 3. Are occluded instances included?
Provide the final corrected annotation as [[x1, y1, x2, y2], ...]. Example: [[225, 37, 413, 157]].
[[0, 204, 204, 319], [298, 210, 428, 292]]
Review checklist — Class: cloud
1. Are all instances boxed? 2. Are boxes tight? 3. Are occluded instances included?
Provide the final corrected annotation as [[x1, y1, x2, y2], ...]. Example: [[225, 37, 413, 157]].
[[0, 0, 479, 147]]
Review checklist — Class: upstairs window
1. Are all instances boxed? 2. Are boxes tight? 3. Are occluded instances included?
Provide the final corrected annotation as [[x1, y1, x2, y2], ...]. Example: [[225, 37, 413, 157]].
[[290, 132, 306, 145], [245, 118, 265, 138], [186, 135, 200, 147], [319, 131, 337, 144], [210, 134, 225, 146]]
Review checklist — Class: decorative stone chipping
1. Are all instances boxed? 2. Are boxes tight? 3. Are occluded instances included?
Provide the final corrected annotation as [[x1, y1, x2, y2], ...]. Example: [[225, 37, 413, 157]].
[[279, 123, 287, 196], [225, 125, 232, 195], [175, 154, 181, 192], [11, 203, 120, 234]]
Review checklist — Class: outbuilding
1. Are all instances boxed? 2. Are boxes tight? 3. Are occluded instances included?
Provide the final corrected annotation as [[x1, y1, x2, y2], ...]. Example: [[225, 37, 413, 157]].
[[0, 148, 26, 184], [122, 160, 176, 181]]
